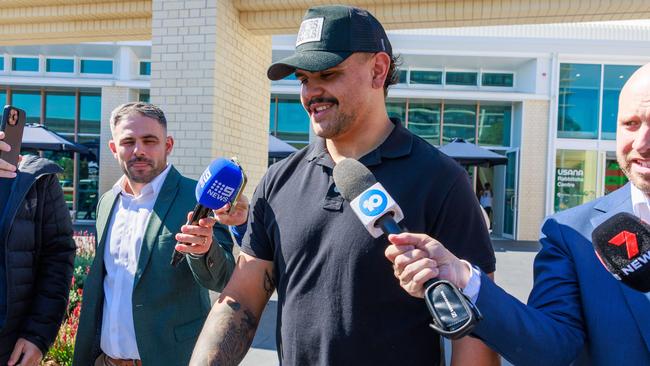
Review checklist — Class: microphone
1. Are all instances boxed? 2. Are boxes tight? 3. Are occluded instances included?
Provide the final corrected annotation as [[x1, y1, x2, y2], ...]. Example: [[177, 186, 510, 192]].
[[332, 158, 481, 339], [592, 212, 650, 292], [171, 157, 247, 266], [332, 159, 404, 238]]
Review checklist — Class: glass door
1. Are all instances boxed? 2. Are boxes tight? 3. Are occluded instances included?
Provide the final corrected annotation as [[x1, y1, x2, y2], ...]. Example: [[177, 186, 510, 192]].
[[503, 149, 519, 238], [604, 152, 628, 195]]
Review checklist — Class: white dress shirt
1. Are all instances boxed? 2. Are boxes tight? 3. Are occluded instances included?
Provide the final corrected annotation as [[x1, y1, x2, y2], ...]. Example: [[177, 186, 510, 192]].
[[629, 184, 650, 299], [631, 183, 650, 223], [101, 164, 171, 359]]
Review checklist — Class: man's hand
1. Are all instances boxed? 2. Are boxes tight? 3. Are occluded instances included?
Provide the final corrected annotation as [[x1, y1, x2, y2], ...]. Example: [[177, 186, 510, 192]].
[[385, 233, 471, 298], [175, 212, 217, 256], [0, 131, 20, 178], [8, 338, 42, 366], [213, 194, 249, 226]]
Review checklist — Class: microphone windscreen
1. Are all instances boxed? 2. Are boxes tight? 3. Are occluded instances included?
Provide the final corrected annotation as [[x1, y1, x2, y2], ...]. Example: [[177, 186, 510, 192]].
[[592, 212, 650, 292], [333, 158, 377, 201], [195, 158, 244, 210]]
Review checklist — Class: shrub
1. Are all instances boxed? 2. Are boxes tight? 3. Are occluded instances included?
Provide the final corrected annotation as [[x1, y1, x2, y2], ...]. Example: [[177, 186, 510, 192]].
[[44, 231, 95, 366]]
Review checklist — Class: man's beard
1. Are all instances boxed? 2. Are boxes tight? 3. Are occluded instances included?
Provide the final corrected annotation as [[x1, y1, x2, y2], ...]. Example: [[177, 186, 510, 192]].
[[618, 152, 650, 193], [314, 111, 355, 139], [121, 157, 164, 184], [306, 97, 356, 139]]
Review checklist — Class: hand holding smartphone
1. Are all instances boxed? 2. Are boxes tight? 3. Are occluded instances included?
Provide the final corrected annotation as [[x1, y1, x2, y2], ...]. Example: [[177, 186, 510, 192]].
[[0, 105, 26, 176]]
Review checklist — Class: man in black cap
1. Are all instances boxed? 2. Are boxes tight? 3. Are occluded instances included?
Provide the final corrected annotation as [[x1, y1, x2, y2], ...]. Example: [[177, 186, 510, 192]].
[[191, 5, 498, 365]]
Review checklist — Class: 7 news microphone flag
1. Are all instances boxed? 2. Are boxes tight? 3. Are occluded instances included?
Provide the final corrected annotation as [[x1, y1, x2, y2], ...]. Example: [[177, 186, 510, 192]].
[[592, 212, 650, 292]]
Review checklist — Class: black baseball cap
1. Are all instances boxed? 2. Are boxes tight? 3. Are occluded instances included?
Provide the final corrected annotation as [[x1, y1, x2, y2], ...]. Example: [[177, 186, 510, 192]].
[[267, 5, 392, 81]]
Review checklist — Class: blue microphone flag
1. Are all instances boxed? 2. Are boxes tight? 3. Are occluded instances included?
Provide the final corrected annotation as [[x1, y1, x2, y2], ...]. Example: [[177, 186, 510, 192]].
[[195, 158, 244, 210]]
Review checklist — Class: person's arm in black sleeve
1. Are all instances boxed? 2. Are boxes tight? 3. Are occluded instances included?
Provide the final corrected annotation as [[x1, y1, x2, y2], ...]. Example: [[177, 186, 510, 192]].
[[20, 174, 76, 355]]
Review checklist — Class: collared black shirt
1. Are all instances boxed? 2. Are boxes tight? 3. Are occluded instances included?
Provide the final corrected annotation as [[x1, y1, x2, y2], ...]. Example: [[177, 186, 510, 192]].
[[242, 119, 495, 365]]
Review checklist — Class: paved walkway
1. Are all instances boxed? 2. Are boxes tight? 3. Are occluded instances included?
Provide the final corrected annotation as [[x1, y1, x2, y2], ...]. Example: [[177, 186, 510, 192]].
[[241, 238, 540, 365]]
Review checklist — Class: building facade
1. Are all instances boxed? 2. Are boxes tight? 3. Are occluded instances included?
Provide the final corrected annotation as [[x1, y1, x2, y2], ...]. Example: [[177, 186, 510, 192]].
[[270, 21, 650, 240], [1, 21, 649, 240]]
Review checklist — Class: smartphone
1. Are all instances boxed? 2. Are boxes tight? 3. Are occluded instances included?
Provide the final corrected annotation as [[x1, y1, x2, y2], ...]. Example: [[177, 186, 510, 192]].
[[228, 156, 248, 215], [0, 105, 26, 166]]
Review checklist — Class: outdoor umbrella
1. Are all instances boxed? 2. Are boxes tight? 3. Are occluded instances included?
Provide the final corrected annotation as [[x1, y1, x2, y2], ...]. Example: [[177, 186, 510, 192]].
[[439, 138, 507, 166], [269, 134, 298, 159], [22, 124, 89, 154]]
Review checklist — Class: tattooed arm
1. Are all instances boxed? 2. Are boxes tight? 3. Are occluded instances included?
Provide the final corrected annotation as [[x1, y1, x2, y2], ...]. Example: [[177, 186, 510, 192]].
[[190, 253, 275, 366]]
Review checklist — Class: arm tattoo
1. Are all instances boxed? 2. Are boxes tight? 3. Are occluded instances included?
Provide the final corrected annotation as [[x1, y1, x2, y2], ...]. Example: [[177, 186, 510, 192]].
[[263, 269, 276, 297], [190, 299, 258, 366]]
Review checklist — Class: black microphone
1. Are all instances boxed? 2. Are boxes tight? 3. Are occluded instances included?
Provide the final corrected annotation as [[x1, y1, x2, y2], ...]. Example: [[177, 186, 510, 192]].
[[592, 212, 650, 292], [333, 158, 481, 339]]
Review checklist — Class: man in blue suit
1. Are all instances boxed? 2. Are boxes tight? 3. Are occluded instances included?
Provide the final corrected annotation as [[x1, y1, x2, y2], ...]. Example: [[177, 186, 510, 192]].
[[385, 62, 650, 365]]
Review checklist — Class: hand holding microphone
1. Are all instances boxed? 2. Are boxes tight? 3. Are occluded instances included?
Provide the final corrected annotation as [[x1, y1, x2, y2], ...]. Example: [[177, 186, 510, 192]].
[[212, 193, 249, 227], [386, 233, 472, 298], [171, 157, 247, 266], [333, 158, 481, 339]]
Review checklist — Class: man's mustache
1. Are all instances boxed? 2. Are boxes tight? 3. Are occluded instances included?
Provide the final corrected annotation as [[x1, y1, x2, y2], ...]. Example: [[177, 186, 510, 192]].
[[307, 97, 339, 108], [128, 157, 153, 166]]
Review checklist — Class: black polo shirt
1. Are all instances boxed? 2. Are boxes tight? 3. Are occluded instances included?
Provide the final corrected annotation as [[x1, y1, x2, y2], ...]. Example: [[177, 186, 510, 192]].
[[242, 119, 496, 366]]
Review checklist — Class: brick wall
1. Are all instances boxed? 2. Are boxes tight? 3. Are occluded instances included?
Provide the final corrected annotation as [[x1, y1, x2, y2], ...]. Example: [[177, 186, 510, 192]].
[[151, 0, 271, 193], [517, 100, 550, 241]]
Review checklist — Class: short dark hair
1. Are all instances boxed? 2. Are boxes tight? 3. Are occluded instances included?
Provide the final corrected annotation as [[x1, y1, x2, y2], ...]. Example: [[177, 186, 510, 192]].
[[110, 102, 167, 133], [384, 53, 402, 96]]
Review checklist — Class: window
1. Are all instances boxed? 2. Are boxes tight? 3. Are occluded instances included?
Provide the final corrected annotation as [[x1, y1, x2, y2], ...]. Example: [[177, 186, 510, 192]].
[[408, 101, 440, 145], [601, 65, 640, 140], [446, 71, 478, 86], [42, 150, 75, 210], [478, 104, 511, 146], [0, 90, 5, 106], [5, 86, 101, 220], [139, 61, 151, 76], [554, 149, 598, 212], [45, 92, 75, 134], [80, 59, 113, 74], [139, 91, 150, 103], [0, 57, 4, 71], [270, 98, 309, 148], [77, 93, 100, 221], [482, 73, 514, 87], [443, 104, 476, 143], [386, 101, 406, 122], [557, 63, 601, 139], [46, 58, 74, 73], [604, 153, 628, 195], [11, 90, 41, 123], [80, 92, 101, 135], [410, 70, 442, 85], [76, 136, 99, 220], [398, 69, 408, 84], [12, 57, 39, 72]]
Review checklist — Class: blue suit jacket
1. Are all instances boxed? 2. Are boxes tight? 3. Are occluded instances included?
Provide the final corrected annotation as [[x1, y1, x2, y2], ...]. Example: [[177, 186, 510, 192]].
[[473, 183, 650, 365]]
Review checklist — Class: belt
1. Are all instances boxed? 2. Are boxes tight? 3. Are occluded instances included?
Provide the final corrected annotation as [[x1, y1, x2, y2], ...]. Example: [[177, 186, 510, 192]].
[[105, 356, 142, 366]]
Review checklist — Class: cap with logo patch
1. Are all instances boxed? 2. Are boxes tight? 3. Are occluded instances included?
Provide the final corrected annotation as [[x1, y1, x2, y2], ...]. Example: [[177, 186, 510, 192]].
[[267, 5, 392, 81]]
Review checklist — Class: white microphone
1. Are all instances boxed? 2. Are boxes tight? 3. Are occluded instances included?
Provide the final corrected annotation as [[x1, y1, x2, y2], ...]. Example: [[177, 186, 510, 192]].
[[332, 159, 404, 238], [348, 182, 404, 238]]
